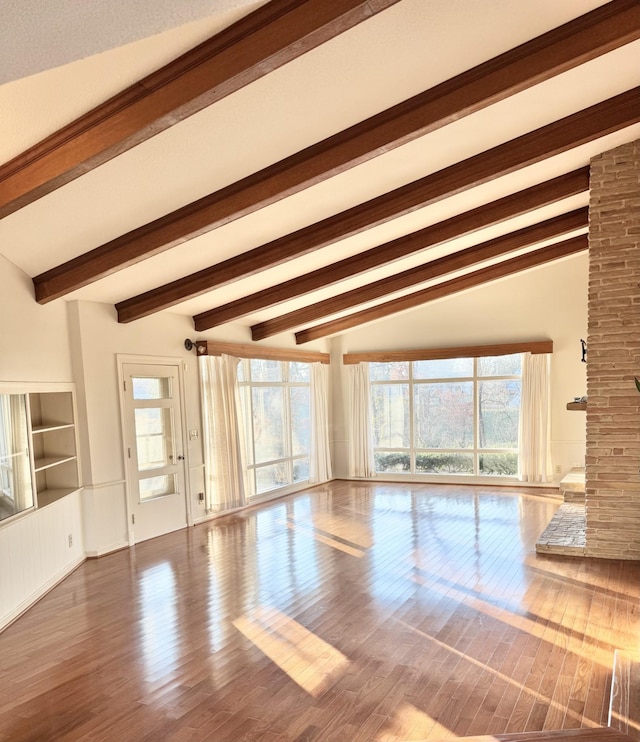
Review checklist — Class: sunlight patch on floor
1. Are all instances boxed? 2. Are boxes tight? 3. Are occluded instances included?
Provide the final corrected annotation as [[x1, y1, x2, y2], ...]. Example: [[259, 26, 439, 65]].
[[408, 563, 613, 667], [376, 701, 458, 741], [311, 512, 374, 548], [393, 617, 597, 730], [233, 605, 350, 697], [284, 513, 372, 557]]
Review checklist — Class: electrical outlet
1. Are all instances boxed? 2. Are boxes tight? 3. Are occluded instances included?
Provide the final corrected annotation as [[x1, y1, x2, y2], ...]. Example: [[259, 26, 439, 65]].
[[555, 465, 561, 474], [68, 534, 73, 548], [189, 429, 199, 440]]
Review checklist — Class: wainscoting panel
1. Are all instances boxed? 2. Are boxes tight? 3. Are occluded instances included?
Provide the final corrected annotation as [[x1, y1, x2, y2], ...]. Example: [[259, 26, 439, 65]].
[[0, 490, 84, 631], [81, 481, 128, 557]]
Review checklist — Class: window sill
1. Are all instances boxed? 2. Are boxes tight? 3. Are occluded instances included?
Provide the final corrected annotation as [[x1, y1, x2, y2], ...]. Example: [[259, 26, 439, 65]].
[[349, 473, 558, 489]]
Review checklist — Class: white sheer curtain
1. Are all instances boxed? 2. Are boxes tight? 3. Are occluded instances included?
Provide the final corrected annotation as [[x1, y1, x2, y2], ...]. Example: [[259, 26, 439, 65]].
[[518, 352, 553, 483], [309, 362, 332, 484], [348, 362, 375, 478], [199, 354, 252, 513]]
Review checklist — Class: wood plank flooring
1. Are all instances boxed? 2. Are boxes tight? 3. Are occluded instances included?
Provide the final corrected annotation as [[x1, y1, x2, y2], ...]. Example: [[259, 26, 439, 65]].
[[1, 481, 639, 742]]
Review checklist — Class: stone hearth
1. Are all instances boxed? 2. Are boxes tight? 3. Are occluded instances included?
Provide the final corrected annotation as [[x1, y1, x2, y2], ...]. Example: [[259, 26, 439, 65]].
[[535, 502, 586, 556], [535, 468, 586, 556]]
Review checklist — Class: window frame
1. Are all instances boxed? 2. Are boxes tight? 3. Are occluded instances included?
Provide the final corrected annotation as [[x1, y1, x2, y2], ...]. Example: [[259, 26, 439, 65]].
[[238, 359, 311, 496], [370, 356, 522, 477]]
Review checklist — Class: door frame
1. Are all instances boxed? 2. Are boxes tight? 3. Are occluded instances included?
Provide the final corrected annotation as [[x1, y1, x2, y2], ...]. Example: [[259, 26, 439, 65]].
[[117, 354, 192, 546]]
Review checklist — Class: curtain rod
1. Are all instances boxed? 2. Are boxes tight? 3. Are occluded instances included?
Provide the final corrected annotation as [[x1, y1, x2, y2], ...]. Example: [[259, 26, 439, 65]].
[[343, 340, 552, 365]]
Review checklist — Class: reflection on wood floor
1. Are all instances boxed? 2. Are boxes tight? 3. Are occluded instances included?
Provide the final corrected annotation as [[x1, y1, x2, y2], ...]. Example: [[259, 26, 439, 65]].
[[1, 481, 639, 742]]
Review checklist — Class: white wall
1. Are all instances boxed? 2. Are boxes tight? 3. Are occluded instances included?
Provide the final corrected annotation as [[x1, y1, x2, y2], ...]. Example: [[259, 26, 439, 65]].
[[330, 253, 588, 482], [69, 301, 205, 554], [68, 300, 330, 554], [0, 254, 73, 383], [0, 256, 83, 630]]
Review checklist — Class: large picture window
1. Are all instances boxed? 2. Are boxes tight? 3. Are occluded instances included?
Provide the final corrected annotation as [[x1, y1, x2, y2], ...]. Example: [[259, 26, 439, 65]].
[[370, 354, 521, 477], [238, 359, 311, 495]]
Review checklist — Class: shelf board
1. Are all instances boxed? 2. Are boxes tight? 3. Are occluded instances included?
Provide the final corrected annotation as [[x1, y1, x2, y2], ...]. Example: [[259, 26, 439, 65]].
[[31, 422, 75, 434], [567, 402, 587, 411], [36, 487, 80, 508], [34, 454, 77, 472]]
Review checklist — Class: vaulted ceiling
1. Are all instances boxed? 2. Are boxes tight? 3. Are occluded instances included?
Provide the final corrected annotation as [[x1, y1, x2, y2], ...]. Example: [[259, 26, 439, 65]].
[[1, 0, 639, 345]]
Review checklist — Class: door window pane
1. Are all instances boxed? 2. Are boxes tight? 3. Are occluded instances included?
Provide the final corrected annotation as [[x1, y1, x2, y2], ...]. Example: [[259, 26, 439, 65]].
[[139, 474, 176, 500], [252, 387, 285, 463], [135, 408, 173, 470], [371, 384, 409, 448], [478, 380, 520, 448], [132, 377, 170, 400], [414, 382, 473, 448]]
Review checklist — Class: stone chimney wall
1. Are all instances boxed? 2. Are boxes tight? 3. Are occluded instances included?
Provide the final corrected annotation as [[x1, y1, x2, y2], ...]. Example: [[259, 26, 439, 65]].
[[585, 139, 640, 559]]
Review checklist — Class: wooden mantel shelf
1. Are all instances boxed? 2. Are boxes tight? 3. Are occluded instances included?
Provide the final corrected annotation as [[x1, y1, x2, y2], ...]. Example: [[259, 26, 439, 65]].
[[567, 401, 587, 410]]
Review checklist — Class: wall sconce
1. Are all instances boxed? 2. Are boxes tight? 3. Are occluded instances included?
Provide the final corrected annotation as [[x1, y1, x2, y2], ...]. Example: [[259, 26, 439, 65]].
[[580, 339, 587, 363], [185, 339, 207, 355]]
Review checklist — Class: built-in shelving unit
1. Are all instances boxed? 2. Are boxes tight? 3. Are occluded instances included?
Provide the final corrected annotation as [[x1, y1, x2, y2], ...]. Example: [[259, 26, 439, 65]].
[[28, 389, 81, 508], [0, 383, 85, 633]]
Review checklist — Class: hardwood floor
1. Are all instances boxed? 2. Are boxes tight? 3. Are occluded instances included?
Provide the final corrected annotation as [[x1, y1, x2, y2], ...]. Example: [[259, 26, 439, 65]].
[[1, 481, 639, 742]]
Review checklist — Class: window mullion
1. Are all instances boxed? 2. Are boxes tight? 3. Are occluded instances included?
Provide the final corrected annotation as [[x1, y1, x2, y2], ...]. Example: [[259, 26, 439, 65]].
[[474, 357, 479, 475], [409, 363, 415, 473], [247, 365, 257, 491], [284, 362, 293, 484]]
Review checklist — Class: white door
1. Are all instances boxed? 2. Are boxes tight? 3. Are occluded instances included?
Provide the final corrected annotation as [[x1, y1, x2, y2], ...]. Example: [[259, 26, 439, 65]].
[[122, 363, 187, 543]]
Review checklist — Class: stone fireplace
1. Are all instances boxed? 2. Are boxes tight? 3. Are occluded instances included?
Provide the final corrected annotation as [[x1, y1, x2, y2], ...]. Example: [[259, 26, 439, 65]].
[[537, 138, 640, 559], [585, 138, 640, 559]]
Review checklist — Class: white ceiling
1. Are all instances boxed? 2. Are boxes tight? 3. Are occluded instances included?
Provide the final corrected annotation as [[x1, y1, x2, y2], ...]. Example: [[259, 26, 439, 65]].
[[0, 0, 263, 85], [1, 0, 638, 342]]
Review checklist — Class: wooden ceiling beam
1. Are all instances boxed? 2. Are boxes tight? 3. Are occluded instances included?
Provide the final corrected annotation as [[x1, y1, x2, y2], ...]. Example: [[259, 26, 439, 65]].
[[182, 86, 632, 328], [193, 171, 588, 330], [250, 208, 588, 340], [32, 0, 640, 303], [125, 85, 636, 324], [0, 0, 402, 219], [294, 236, 588, 344], [125, 166, 588, 327]]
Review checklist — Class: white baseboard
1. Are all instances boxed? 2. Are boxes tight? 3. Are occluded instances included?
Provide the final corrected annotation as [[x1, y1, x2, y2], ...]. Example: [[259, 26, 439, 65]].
[[0, 554, 86, 633], [85, 540, 129, 558]]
